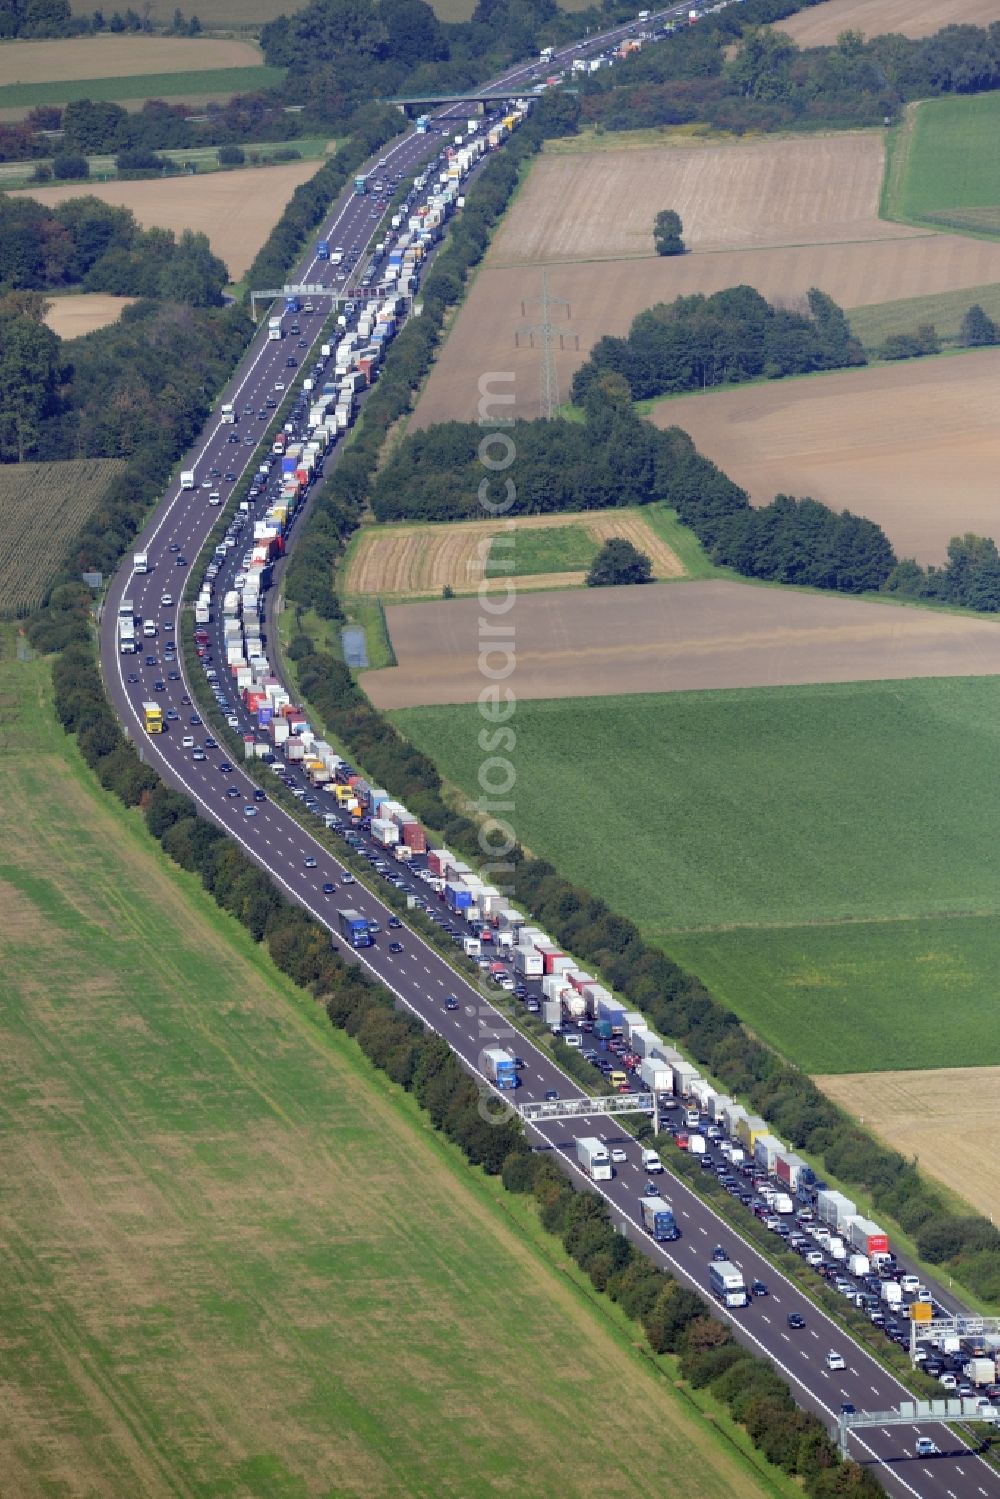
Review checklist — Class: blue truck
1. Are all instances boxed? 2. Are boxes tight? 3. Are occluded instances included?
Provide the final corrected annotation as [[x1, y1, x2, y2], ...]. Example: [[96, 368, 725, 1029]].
[[316, 239, 329, 260], [354, 174, 368, 195], [285, 294, 301, 313], [483, 1046, 519, 1090], [338, 908, 373, 948], [640, 1196, 680, 1242]]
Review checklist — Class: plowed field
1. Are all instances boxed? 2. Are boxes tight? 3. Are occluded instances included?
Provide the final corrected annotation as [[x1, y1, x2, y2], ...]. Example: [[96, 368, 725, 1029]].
[[0, 36, 261, 86], [43, 293, 135, 339], [344, 509, 683, 599], [12, 160, 320, 279], [817, 1068, 1000, 1221], [415, 130, 1000, 424], [362, 579, 1000, 708], [651, 347, 1000, 566], [775, 0, 1000, 46]]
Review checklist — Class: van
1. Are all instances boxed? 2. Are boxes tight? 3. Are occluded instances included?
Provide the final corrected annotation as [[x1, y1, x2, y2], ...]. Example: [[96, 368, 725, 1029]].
[[641, 1148, 663, 1173], [900, 1274, 920, 1295], [564, 1033, 582, 1049], [609, 1070, 627, 1089]]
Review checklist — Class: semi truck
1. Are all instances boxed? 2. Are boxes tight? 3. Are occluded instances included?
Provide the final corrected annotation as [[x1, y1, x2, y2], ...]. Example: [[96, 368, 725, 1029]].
[[268, 316, 283, 341], [143, 701, 164, 734], [316, 239, 329, 260], [577, 1136, 612, 1181], [220, 402, 236, 423], [709, 1260, 749, 1309], [118, 617, 136, 653], [483, 1046, 519, 1090], [133, 550, 149, 574], [285, 294, 300, 313], [354, 175, 368, 195], [337, 908, 373, 948], [640, 1196, 680, 1241]]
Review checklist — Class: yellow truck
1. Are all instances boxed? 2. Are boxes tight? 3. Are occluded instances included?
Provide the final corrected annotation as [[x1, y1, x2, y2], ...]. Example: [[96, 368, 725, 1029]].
[[143, 701, 164, 734]]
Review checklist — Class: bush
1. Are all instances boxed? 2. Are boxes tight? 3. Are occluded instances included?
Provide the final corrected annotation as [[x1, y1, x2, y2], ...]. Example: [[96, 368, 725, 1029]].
[[217, 143, 245, 166], [586, 537, 652, 586], [52, 152, 89, 179]]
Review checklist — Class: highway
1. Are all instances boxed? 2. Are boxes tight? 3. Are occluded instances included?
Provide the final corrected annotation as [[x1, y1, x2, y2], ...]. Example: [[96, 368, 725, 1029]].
[[98, 15, 1000, 1498]]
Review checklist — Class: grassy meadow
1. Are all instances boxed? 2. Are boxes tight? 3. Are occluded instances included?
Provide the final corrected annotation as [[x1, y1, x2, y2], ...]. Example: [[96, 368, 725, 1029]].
[[0, 65, 283, 109], [0, 638, 783, 1498], [888, 92, 1000, 235], [487, 523, 598, 576], [393, 675, 1000, 1074]]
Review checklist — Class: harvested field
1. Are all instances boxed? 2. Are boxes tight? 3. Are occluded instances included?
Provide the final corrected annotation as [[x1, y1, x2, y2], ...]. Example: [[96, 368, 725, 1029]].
[[817, 1068, 1000, 1220], [775, 0, 1000, 47], [43, 293, 135, 339], [0, 459, 124, 616], [11, 159, 320, 279], [343, 508, 683, 600], [488, 134, 917, 265], [362, 579, 1000, 708], [650, 347, 1000, 566], [0, 36, 261, 87]]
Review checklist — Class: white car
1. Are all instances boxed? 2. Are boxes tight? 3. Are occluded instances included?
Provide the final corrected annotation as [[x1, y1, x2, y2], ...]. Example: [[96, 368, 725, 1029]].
[[160, 593, 173, 606], [610, 1147, 628, 1164], [826, 1351, 846, 1371], [182, 734, 194, 748], [274, 380, 285, 391], [915, 1437, 938, 1457], [227, 715, 239, 728]]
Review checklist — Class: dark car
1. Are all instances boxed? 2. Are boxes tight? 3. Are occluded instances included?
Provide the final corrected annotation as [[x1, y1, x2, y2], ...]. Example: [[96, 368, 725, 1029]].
[[203, 737, 217, 749], [153, 679, 165, 691], [175, 556, 187, 567], [127, 672, 139, 683], [751, 1280, 769, 1297], [711, 1245, 729, 1262], [444, 996, 460, 1011], [145, 654, 157, 666], [219, 761, 233, 773], [388, 941, 403, 953], [387, 916, 402, 929], [253, 788, 266, 801], [840, 1402, 856, 1416], [322, 882, 336, 895], [189, 714, 201, 725], [226, 786, 240, 798], [286, 356, 297, 368], [544, 1089, 559, 1102], [787, 1313, 806, 1330]]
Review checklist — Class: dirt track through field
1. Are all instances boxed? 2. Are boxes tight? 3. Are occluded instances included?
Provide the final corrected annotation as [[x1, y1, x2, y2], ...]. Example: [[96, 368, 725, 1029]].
[[817, 1067, 1000, 1222], [11, 161, 320, 279], [344, 510, 682, 598], [651, 347, 1000, 566], [774, 0, 1000, 46], [361, 579, 1000, 708]]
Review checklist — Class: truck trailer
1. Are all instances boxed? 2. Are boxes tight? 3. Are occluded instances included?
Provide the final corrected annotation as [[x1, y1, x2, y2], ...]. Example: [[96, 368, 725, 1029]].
[[483, 1046, 519, 1090], [709, 1260, 748, 1309], [640, 1196, 679, 1241], [577, 1136, 612, 1181], [337, 908, 373, 948]]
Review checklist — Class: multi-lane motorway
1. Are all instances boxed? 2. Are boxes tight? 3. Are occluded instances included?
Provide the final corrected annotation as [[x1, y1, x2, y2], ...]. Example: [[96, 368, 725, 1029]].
[[99, 16, 999, 1498]]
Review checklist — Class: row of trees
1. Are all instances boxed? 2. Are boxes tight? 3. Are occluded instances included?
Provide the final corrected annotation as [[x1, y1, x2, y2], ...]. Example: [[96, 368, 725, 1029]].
[[0, 194, 228, 300], [0, 0, 200, 38], [571, 286, 865, 403], [579, 3, 1000, 136], [44, 623, 885, 1497]]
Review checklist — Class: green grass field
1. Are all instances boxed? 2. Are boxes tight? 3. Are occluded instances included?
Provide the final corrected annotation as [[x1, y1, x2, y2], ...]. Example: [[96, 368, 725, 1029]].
[[393, 675, 1000, 1073], [0, 64, 283, 109], [886, 93, 1000, 235], [486, 523, 598, 576], [849, 280, 1000, 350], [0, 639, 784, 1498]]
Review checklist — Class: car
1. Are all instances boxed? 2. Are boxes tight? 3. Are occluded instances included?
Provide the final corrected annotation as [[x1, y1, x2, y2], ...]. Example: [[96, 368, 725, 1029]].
[[144, 654, 157, 666], [711, 1245, 728, 1262], [189, 714, 202, 725], [175, 556, 187, 566], [387, 916, 402, 929], [444, 996, 460, 1011], [751, 1280, 768, 1297], [304, 856, 317, 868], [160, 593, 173, 606], [165, 708, 178, 721], [914, 1437, 938, 1457], [126, 671, 139, 683], [804, 1249, 824, 1266], [341, 872, 354, 884], [192, 748, 206, 761], [840, 1402, 856, 1416], [153, 679, 165, 691], [610, 1147, 628, 1164], [826, 1351, 846, 1371], [182, 734, 195, 748], [203, 737, 217, 749], [388, 940, 404, 953], [219, 761, 233, 773], [226, 785, 242, 798], [224, 471, 237, 482], [938, 1373, 958, 1390], [243, 805, 257, 816], [787, 1313, 806, 1330], [642, 1181, 660, 1196], [543, 1089, 559, 1101]]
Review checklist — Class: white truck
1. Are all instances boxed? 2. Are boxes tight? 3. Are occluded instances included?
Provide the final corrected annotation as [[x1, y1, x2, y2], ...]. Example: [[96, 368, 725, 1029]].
[[268, 316, 283, 341], [118, 616, 136, 653], [709, 1260, 748, 1309], [180, 470, 195, 490], [773, 1192, 794, 1215], [964, 1358, 997, 1387], [641, 1148, 663, 1173], [133, 550, 149, 574], [577, 1136, 613, 1182], [220, 402, 236, 424], [880, 1280, 903, 1308], [848, 1253, 870, 1278]]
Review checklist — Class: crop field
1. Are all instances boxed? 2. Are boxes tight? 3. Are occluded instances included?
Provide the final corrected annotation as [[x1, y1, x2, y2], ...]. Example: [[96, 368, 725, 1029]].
[[12, 158, 321, 279], [849, 279, 1000, 350], [0, 459, 124, 617], [887, 93, 1000, 236], [0, 35, 263, 86], [392, 674, 1000, 1074], [343, 507, 684, 600], [363, 578, 1000, 708], [650, 346, 1000, 566], [0, 65, 283, 111], [414, 132, 1000, 423], [774, 0, 1000, 47], [0, 644, 779, 1499], [43, 293, 136, 339], [817, 1067, 1000, 1222]]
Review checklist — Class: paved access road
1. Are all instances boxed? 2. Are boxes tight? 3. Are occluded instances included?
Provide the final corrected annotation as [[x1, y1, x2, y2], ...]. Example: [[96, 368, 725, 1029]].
[[99, 15, 1000, 1498]]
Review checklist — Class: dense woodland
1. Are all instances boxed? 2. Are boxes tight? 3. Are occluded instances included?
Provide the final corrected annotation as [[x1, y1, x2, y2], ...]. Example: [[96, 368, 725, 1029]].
[[571, 287, 865, 402]]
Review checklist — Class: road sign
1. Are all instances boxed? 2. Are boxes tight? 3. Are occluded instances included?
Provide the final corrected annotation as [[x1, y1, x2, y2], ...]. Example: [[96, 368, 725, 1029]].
[[910, 1300, 933, 1323]]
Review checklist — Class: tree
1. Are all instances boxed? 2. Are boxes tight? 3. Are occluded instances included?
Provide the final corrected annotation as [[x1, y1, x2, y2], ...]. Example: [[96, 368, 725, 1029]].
[[217, 142, 245, 166], [586, 537, 652, 587], [653, 208, 684, 256], [960, 302, 998, 347], [52, 151, 89, 179]]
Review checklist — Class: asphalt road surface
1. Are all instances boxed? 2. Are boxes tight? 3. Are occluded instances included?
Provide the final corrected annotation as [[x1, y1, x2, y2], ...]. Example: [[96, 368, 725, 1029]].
[[99, 15, 1000, 1496]]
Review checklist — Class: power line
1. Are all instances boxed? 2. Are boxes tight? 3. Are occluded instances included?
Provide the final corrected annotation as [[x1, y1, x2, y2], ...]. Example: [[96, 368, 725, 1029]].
[[515, 271, 579, 419]]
